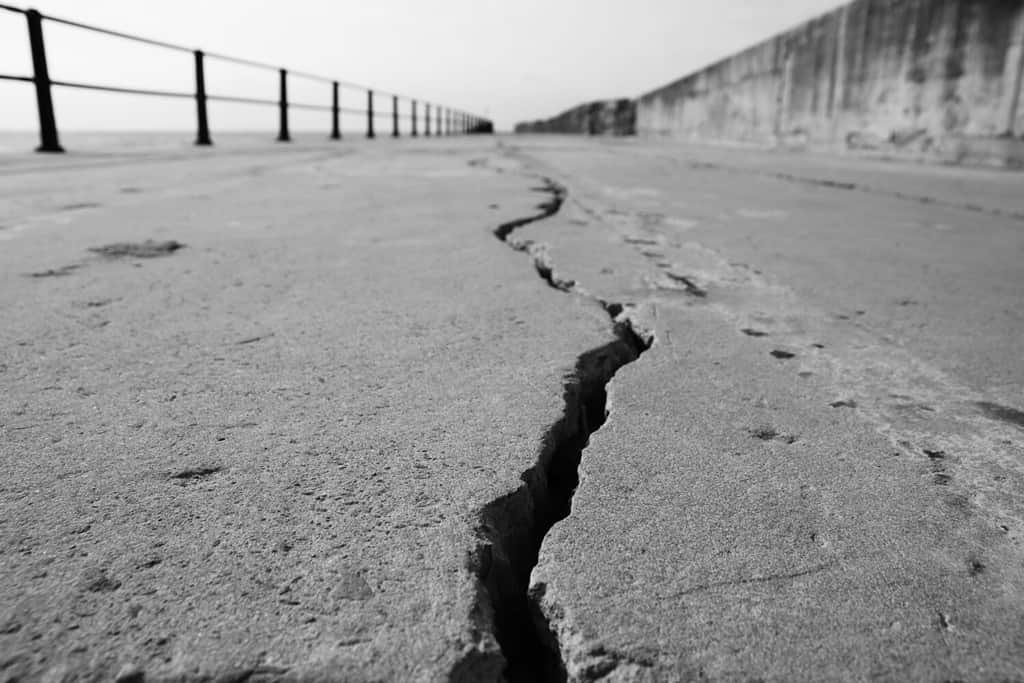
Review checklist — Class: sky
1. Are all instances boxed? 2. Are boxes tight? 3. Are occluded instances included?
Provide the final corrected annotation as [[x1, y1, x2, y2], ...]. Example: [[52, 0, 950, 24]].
[[0, 0, 849, 133]]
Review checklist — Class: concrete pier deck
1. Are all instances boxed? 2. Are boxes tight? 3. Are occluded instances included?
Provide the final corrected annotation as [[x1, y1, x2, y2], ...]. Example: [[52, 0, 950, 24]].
[[1, 136, 1022, 681]]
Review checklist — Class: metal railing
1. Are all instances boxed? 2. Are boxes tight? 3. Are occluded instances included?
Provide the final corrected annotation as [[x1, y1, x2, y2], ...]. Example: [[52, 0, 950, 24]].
[[0, 4, 493, 152]]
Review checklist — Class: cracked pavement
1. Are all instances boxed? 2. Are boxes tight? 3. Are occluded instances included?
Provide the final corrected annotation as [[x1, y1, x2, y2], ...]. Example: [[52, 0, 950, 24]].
[[1, 136, 1023, 681]]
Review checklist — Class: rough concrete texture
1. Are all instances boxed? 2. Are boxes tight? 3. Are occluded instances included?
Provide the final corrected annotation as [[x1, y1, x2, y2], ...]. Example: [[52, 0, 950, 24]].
[[500, 135, 1024, 681], [2, 135, 1023, 682], [515, 100, 636, 136], [637, 0, 1024, 167], [0, 139, 620, 681]]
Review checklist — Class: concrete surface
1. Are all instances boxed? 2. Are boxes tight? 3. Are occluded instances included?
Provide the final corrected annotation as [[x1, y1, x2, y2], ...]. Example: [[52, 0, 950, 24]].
[[0, 138, 615, 681], [520, 0, 1024, 167], [1, 135, 1023, 682], [502, 136, 1024, 681], [637, 0, 1024, 167]]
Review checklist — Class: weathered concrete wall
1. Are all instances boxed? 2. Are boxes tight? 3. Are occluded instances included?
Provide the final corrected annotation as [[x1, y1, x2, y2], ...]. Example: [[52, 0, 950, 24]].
[[515, 99, 636, 135], [637, 0, 1024, 166]]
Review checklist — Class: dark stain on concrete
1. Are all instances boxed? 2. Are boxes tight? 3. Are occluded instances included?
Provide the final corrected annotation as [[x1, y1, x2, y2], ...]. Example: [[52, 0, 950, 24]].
[[59, 202, 102, 212], [26, 264, 81, 278], [170, 466, 223, 483], [976, 401, 1024, 429], [90, 240, 185, 258]]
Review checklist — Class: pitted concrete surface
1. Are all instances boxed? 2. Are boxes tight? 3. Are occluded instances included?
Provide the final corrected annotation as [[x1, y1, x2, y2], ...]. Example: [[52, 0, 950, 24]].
[[0, 139, 617, 681], [1, 135, 1023, 682], [503, 137, 1024, 681]]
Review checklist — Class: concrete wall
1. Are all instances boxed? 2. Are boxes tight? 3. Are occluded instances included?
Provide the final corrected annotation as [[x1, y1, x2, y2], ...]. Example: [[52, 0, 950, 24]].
[[515, 99, 636, 135], [637, 0, 1024, 166]]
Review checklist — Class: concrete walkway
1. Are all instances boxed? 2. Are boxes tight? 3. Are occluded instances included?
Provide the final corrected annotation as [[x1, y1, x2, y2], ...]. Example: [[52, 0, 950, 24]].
[[1, 136, 1022, 681], [508, 138, 1024, 682]]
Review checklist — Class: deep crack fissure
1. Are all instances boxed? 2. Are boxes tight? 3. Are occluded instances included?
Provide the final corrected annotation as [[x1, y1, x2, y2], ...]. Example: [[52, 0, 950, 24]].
[[460, 176, 653, 682]]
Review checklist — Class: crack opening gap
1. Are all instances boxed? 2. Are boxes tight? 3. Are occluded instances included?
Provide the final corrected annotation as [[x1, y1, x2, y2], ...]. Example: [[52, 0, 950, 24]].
[[461, 172, 654, 682], [493, 178, 566, 243], [474, 319, 651, 682]]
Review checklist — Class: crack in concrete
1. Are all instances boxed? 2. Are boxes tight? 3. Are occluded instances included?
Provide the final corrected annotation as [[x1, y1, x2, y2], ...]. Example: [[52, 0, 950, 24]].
[[454, 177, 654, 682], [492, 178, 566, 242]]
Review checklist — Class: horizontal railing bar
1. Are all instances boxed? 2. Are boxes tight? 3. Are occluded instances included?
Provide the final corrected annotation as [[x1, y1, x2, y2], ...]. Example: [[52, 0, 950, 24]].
[[8, 79, 430, 118], [51, 79, 193, 98], [204, 97, 420, 119], [42, 12, 195, 54], [206, 93, 278, 107], [3, 2, 491, 147], [203, 51, 292, 75], [31, 7, 455, 110], [289, 70, 344, 85], [3, 3, 487, 120], [203, 53, 339, 86], [288, 101, 333, 112]]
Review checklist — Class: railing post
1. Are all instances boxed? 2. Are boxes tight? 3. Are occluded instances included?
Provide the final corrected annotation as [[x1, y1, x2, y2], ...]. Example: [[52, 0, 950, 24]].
[[25, 9, 63, 153], [367, 90, 375, 138], [331, 81, 341, 140], [277, 69, 290, 142], [194, 50, 212, 146], [411, 100, 418, 137], [425, 103, 431, 136], [392, 95, 399, 138]]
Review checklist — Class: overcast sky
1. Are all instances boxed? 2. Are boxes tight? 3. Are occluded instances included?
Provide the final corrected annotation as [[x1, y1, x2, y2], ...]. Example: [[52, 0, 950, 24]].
[[0, 0, 848, 133]]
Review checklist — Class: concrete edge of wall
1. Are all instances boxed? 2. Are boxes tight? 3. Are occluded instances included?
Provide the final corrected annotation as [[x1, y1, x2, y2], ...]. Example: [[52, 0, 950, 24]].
[[516, 0, 1024, 169]]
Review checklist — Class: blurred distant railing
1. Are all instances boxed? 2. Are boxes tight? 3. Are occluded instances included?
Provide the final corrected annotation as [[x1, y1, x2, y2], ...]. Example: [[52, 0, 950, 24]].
[[0, 4, 493, 152]]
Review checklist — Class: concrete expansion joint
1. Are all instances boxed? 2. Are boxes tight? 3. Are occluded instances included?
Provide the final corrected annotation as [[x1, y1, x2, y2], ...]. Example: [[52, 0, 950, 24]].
[[451, 174, 655, 682]]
